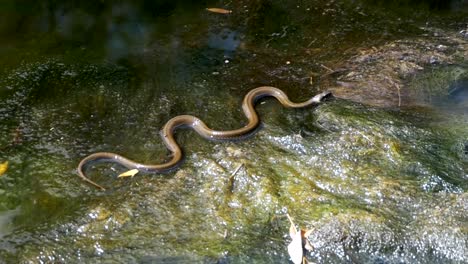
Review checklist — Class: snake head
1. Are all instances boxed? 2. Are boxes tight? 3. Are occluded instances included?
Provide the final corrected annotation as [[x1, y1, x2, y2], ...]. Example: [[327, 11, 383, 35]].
[[317, 91, 333, 102]]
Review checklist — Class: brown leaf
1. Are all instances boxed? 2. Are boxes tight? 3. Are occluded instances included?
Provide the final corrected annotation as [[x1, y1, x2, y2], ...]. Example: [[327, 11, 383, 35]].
[[206, 8, 232, 14], [304, 229, 314, 251]]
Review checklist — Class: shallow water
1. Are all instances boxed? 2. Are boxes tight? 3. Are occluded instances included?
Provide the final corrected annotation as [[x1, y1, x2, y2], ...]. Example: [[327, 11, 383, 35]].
[[0, 0, 467, 263]]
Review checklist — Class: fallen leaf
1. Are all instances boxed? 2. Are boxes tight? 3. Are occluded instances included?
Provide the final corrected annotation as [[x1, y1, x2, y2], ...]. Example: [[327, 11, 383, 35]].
[[0, 161, 8, 176], [287, 214, 303, 264], [206, 8, 232, 14], [287, 213, 298, 238], [118, 169, 139, 178], [288, 226, 303, 264], [286, 214, 314, 264], [304, 229, 314, 251]]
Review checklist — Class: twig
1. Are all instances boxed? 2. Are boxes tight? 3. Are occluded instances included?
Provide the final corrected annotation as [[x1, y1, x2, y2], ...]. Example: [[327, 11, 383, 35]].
[[395, 82, 401, 107], [227, 163, 244, 194], [383, 76, 402, 107], [230, 163, 244, 178], [320, 64, 334, 73], [307, 38, 317, 47]]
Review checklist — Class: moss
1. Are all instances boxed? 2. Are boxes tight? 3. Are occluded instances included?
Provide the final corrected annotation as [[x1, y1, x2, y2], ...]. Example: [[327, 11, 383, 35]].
[[407, 66, 468, 104]]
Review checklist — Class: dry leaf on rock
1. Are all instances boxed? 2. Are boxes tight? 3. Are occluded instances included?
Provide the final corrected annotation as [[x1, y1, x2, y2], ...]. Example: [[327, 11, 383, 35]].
[[303, 229, 314, 251], [286, 214, 314, 264], [288, 225, 304, 264], [206, 8, 232, 14], [118, 169, 139, 178], [287, 214, 303, 264], [0, 161, 8, 177]]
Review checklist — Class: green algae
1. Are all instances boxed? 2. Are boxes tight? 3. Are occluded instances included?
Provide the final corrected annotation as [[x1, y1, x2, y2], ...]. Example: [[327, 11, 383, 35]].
[[0, 65, 466, 262], [0, 0, 467, 263]]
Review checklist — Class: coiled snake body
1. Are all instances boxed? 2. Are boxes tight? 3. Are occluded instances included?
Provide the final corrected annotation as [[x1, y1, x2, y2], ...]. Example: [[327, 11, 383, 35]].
[[77, 86, 332, 190]]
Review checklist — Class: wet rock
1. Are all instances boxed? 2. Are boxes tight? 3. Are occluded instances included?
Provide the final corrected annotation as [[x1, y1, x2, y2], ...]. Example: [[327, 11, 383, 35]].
[[4, 99, 465, 263], [324, 27, 467, 107], [0, 1, 466, 263], [448, 77, 468, 104]]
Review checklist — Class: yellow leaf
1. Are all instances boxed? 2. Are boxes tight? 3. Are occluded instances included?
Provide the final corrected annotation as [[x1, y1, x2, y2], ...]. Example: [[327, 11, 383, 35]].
[[118, 169, 139, 178], [0, 161, 8, 176], [206, 8, 232, 14]]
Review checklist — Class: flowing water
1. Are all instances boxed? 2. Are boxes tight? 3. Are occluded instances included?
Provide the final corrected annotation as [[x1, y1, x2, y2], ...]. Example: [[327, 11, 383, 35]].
[[0, 0, 467, 263]]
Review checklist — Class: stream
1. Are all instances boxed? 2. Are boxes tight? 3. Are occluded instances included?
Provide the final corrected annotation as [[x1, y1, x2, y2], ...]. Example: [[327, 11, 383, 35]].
[[0, 0, 467, 263]]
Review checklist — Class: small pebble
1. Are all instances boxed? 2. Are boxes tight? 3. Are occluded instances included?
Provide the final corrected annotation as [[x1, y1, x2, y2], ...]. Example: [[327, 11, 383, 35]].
[[436, 44, 448, 51]]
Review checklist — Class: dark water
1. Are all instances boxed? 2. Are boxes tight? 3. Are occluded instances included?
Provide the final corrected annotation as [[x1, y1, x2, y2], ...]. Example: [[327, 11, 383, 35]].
[[0, 0, 467, 263]]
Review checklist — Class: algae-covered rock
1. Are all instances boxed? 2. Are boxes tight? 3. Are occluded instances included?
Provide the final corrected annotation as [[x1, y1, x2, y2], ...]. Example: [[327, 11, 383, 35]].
[[1, 77, 466, 262], [0, 0, 466, 263]]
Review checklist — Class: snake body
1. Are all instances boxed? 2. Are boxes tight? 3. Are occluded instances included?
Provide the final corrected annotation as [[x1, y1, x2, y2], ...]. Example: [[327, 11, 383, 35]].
[[77, 86, 332, 190]]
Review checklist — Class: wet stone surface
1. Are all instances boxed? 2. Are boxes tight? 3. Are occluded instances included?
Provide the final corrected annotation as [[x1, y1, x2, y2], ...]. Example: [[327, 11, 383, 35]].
[[0, 0, 467, 263]]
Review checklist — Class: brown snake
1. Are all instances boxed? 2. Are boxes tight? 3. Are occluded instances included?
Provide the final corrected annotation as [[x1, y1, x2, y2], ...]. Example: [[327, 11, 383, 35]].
[[77, 86, 332, 190]]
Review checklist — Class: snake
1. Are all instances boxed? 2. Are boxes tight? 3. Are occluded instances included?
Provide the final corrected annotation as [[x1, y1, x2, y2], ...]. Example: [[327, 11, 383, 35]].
[[77, 86, 332, 190]]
